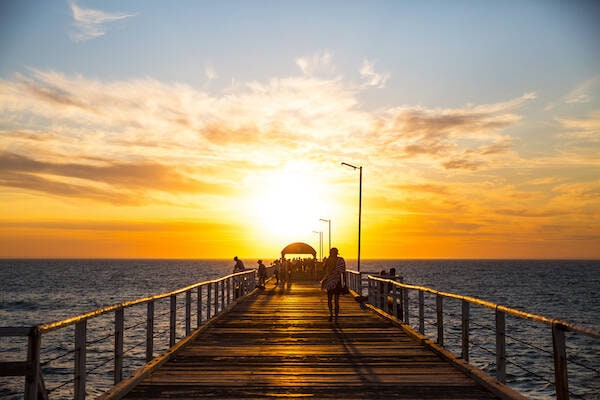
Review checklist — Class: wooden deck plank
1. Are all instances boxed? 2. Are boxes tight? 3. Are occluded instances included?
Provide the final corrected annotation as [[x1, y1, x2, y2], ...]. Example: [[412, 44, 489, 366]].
[[122, 282, 504, 399]]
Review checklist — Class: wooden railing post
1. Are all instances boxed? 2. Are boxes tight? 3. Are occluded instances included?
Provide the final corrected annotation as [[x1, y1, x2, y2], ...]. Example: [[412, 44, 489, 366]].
[[392, 284, 398, 318], [403, 287, 409, 324], [197, 286, 203, 327], [226, 277, 231, 304], [436, 295, 444, 346], [146, 301, 154, 363], [385, 280, 390, 312], [213, 282, 218, 314], [552, 322, 569, 400], [207, 283, 212, 320], [74, 320, 87, 400], [361, 273, 367, 298], [169, 294, 176, 348], [25, 327, 43, 400], [462, 300, 470, 361], [114, 307, 124, 384], [213, 282, 218, 313], [418, 290, 425, 334], [496, 308, 506, 383], [185, 290, 192, 336], [220, 280, 225, 312]]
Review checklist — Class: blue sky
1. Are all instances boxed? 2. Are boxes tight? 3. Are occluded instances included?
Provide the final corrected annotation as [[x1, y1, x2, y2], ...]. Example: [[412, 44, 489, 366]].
[[1, 1, 599, 258], [3, 1, 598, 107]]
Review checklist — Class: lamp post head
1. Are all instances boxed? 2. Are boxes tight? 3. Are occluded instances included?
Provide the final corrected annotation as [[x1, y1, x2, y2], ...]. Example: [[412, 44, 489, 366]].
[[341, 162, 358, 170]]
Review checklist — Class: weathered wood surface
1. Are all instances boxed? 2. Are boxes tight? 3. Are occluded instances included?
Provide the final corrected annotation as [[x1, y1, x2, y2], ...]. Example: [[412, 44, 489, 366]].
[[123, 282, 501, 399]]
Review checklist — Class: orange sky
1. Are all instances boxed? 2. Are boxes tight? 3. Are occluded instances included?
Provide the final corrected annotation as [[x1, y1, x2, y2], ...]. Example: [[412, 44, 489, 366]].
[[1, 2, 599, 260]]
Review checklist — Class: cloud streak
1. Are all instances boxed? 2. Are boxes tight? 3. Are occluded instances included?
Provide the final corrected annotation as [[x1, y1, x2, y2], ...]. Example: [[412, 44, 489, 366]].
[[372, 93, 535, 170], [563, 76, 600, 104], [359, 59, 389, 88], [69, 1, 136, 42], [557, 111, 600, 141], [0, 152, 233, 204], [296, 50, 336, 77]]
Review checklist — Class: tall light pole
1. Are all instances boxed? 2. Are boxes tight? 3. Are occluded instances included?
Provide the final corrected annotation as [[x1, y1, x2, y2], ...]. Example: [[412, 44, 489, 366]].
[[341, 162, 362, 272], [312, 230, 323, 260], [319, 218, 331, 253]]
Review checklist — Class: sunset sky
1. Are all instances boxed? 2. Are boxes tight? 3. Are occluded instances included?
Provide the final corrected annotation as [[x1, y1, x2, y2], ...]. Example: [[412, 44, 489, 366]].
[[1, 1, 599, 260]]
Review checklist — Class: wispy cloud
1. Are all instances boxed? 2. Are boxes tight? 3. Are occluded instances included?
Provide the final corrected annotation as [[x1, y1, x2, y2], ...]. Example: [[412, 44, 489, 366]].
[[563, 76, 600, 104], [0, 151, 233, 204], [557, 110, 600, 141], [372, 93, 535, 170], [204, 64, 219, 82], [359, 59, 389, 88], [69, 0, 136, 42], [296, 50, 336, 77]]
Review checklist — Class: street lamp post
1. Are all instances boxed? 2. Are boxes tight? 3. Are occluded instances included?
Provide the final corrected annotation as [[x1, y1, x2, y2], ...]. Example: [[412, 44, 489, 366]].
[[319, 218, 331, 253], [341, 162, 362, 272], [312, 230, 323, 261]]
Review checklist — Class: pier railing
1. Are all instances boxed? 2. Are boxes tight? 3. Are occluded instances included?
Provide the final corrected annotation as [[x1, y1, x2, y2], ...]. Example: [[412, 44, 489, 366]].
[[346, 270, 600, 400], [0, 269, 258, 399]]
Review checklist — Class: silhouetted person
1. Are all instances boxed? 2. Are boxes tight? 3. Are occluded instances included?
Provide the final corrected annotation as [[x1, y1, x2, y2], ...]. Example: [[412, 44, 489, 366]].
[[233, 256, 245, 273], [233, 256, 245, 298], [286, 258, 293, 282], [320, 247, 346, 322], [273, 263, 279, 285], [257, 259, 267, 288]]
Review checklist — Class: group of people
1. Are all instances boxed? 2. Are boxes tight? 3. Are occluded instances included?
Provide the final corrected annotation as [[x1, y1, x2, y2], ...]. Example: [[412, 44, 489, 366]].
[[231, 247, 347, 322], [233, 256, 268, 288]]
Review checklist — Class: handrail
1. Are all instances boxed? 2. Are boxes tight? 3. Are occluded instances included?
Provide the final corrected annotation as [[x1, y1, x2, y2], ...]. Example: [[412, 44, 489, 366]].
[[0, 268, 262, 399], [367, 275, 600, 339], [355, 271, 600, 400], [37, 270, 255, 334]]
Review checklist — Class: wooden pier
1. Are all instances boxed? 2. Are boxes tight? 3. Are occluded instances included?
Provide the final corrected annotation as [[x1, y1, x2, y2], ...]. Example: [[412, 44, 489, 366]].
[[4, 246, 596, 399], [104, 281, 519, 399]]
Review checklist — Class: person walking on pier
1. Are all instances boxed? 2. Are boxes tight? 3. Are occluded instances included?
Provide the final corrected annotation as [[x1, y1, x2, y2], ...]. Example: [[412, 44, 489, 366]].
[[257, 259, 267, 288], [320, 247, 346, 322]]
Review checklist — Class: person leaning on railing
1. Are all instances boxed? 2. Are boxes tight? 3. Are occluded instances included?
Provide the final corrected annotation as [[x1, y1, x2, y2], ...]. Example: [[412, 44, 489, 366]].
[[233, 256, 245, 298]]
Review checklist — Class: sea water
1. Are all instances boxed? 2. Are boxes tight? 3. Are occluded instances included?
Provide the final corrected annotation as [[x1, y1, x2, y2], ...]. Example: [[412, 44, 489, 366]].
[[1, 259, 599, 399]]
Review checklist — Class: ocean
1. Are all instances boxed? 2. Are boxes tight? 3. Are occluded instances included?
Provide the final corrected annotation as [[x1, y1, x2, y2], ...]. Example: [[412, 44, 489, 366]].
[[1, 259, 599, 399]]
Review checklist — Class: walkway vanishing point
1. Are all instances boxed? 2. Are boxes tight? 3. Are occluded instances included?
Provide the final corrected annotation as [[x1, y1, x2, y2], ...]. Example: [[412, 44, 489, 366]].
[[103, 281, 523, 400]]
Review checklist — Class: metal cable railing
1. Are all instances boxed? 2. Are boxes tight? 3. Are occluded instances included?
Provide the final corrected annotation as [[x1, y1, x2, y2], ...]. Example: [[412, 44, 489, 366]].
[[0, 268, 261, 400], [348, 270, 600, 400], [40, 348, 75, 367], [46, 376, 74, 395]]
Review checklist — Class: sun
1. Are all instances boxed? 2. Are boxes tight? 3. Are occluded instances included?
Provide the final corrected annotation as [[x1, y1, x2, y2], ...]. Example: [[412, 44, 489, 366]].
[[247, 164, 330, 243]]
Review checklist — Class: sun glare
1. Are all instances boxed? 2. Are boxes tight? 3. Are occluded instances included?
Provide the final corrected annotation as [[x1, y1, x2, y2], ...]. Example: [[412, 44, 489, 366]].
[[248, 165, 329, 243]]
